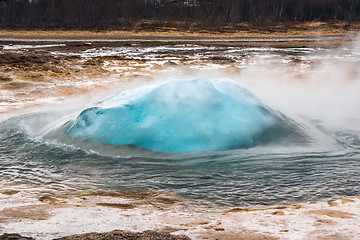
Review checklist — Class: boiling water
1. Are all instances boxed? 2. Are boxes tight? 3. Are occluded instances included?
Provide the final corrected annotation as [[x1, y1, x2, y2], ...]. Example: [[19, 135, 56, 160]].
[[1, 41, 360, 209]]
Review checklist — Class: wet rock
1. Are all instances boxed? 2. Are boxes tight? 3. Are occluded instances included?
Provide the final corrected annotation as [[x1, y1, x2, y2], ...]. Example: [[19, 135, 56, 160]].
[[0, 233, 34, 240], [210, 56, 236, 64], [96, 203, 136, 209], [54, 230, 191, 240], [214, 227, 225, 231], [38, 195, 59, 204], [271, 210, 285, 215], [164, 61, 177, 66], [0, 190, 19, 195]]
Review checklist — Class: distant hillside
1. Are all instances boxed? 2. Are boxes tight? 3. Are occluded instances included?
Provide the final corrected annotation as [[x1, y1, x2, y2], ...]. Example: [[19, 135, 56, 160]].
[[1, 0, 360, 29]]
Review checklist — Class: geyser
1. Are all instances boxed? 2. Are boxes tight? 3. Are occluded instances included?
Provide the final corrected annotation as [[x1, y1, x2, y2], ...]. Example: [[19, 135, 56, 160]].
[[66, 79, 278, 153]]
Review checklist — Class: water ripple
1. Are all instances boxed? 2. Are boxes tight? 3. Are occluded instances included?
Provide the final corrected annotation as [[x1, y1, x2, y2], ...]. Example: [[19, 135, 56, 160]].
[[1, 115, 360, 207]]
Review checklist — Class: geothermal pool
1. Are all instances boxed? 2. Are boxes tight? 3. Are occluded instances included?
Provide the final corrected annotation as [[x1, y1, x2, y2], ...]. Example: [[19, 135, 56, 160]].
[[0, 40, 360, 238]]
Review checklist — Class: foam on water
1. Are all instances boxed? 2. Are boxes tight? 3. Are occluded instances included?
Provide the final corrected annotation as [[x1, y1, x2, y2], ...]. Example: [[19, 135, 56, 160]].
[[65, 79, 279, 153]]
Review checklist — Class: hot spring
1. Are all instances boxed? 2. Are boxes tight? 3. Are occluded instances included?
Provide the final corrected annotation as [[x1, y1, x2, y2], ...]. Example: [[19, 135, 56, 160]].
[[1, 41, 360, 210], [60, 79, 307, 153]]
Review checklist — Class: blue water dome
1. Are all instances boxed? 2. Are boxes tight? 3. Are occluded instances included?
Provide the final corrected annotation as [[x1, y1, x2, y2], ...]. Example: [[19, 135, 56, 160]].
[[66, 79, 276, 153]]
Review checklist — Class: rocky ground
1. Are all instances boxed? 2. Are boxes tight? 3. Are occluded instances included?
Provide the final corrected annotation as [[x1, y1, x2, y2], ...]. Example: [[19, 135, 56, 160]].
[[1, 231, 191, 240]]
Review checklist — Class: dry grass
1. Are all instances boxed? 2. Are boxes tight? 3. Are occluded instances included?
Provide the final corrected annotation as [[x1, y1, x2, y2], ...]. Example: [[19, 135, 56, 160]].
[[0, 21, 359, 40]]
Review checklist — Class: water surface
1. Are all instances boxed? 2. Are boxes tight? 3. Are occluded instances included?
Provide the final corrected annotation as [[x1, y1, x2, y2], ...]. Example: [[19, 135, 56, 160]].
[[1, 42, 360, 208]]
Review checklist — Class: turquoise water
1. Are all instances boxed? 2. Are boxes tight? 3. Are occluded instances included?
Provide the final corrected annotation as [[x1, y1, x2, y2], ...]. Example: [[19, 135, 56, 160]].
[[65, 79, 299, 153], [1, 92, 360, 207]]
